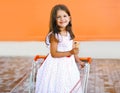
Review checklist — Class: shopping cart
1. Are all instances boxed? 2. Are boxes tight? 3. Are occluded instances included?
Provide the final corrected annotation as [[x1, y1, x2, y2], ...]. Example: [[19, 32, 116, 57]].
[[10, 55, 92, 93]]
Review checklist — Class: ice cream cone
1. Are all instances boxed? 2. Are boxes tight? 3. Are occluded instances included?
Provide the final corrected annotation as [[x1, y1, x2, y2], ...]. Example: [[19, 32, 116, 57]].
[[74, 41, 79, 48]]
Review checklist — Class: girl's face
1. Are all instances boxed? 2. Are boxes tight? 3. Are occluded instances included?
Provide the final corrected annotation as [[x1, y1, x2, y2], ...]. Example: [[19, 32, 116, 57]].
[[56, 10, 70, 30]]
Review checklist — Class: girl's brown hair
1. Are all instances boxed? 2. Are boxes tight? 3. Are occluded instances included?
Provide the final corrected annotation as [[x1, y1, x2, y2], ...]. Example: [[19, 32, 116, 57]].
[[46, 4, 75, 44]]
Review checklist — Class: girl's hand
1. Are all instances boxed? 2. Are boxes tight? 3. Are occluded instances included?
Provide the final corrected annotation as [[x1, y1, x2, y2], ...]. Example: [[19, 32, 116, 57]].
[[79, 61, 85, 68], [70, 48, 79, 55]]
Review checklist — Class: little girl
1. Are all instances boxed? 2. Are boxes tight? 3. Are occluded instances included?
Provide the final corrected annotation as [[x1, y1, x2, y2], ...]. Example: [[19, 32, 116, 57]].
[[35, 4, 84, 93]]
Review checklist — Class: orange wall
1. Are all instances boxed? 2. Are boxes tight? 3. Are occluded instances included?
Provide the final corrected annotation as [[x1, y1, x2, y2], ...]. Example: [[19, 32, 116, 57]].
[[0, 0, 120, 41]]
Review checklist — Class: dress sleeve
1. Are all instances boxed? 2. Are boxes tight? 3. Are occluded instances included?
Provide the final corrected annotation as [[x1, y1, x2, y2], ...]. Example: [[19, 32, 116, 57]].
[[46, 32, 63, 47], [45, 32, 52, 47], [45, 32, 59, 47]]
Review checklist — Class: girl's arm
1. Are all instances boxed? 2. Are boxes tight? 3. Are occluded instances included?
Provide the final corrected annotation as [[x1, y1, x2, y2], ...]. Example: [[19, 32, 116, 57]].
[[74, 55, 85, 68], [50, 34, 78, 58], [73, 41, 85, 68]]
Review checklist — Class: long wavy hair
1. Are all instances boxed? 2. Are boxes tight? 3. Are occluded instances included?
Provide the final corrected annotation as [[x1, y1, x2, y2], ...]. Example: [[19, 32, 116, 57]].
[[46, 4, 75, 43]]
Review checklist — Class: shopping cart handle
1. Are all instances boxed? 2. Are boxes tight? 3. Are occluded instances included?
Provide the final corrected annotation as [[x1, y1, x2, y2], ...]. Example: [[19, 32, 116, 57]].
[[34, 55, 92, 64], [79, 57, 92, 64], [34, 55, 47, 61]]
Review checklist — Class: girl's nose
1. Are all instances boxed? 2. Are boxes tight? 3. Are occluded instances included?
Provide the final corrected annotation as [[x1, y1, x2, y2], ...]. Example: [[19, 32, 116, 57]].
[[60, 17, 64, 21]]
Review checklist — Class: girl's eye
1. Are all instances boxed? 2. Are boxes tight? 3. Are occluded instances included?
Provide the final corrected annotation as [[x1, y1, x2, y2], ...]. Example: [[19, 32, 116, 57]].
[[56, 15, 68, 19], [64, 15, 67, 17], [56, 16, 61, 19]]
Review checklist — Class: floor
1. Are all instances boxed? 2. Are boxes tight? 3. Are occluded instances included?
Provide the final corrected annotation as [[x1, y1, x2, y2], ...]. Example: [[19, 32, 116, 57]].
[[0, 56, 33, 93], [87, 59, 120, 93], [0, 56, 120, 93]]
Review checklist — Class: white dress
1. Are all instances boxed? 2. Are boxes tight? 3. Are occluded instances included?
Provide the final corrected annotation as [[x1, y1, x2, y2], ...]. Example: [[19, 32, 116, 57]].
[[35, 32, 83, 93]]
